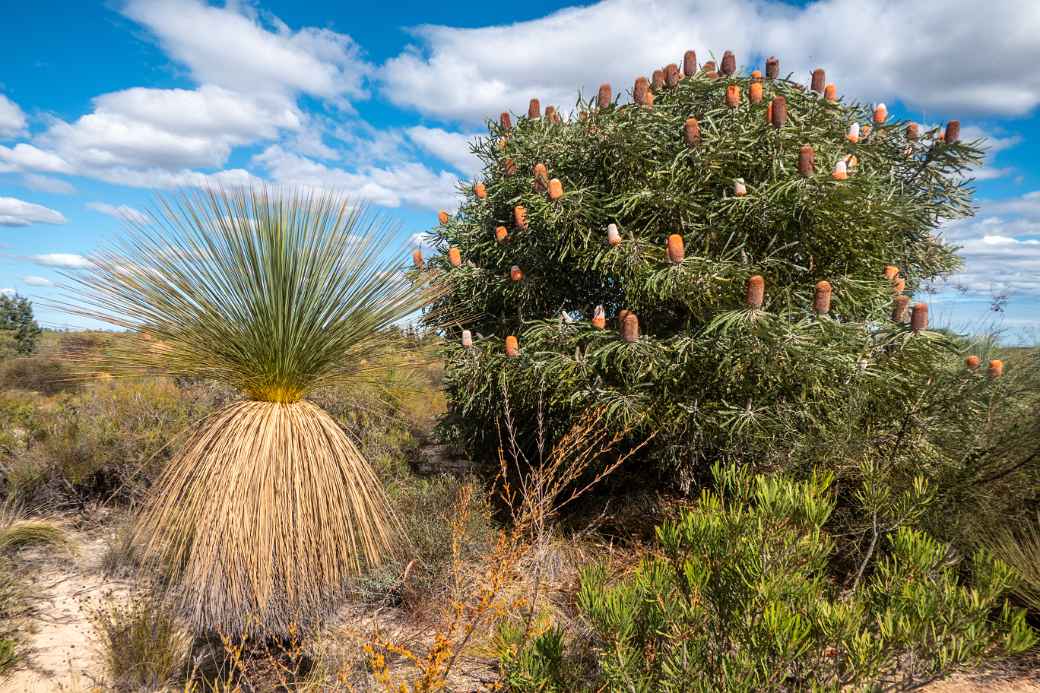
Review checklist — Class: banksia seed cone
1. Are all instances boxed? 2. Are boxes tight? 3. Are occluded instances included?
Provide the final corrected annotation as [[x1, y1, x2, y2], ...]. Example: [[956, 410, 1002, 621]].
[[824, 83, 837, 101], [633, 77, 650, 105], [505, 335, 519, 357], [892, 295, 910, 322], [461, 330, 473, 348], [766, 56, 779, 79], [726, 84, 741, 107], [528, 98, 541, 119], [965, 355, 980, 370], [907, 122, 920, 140], [592, 305, 606, 330], [545, 105, 557, 122], [814, 280, 832, 314], [448, 247, 462, 267], [945, 120, 960, 144], [500, 112, 512, 130], [770, 96, 787, 128], [495, 226, 508, 243], [652, 69, 665, 89], [910, 302, 928, 331], [513, 205, 527, 229], [532, 162, 548, 191], [798, 145, 815, 176], [621, 313, 640, 343], [607, 223, 621, 246], [702, 61, 717, 78], [684, 117, 701, 146], [683, 49, 698, 77], [597, 83, 612, 109], [893, 277, 906, 294], [734, 178, 747, 196], [883, 265, 900, 281], [473, 182, 487, 199], [721, 50, 736, 75], [873, 103, 887, 124], [667, 234, 685, 263], [747, 275, 765, 308], [749, 82, 763, 103], [438, 210, 449, 224], [832, 160, 848, 180], [811, 68, 826, 93], [411, 249, 423, 270], [847, 123, 860, 143], [988, 359, 1004, 379], [548, 178, 563, 200], [510, 265, 523, 282], [665, 63, 681, 87]]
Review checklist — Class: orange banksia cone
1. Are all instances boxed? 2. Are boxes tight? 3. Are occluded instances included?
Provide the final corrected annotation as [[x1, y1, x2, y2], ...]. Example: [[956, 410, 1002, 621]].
[[665, 63, 681, 87], [945, 120, 960, 144], [652, 70, 665, 89], [770, 96, 787, 128], [910, 302, 928, 331], [448, 247, 462, 267], [873, 103, 887, 124], [514, 205, 527, 229], [503, 158, 517, 176], [893, 277, 906, 294], [907, 122, 920, 140], [683, 49, 698, 77], [988, 359, 1004, 379], [721, 50, 736, 76], [884, 265, 900, 281], [499, 112, 512, 130], [510, 265, 523, 282], [814, 280, 832, 314], [824, 83, 837, 101], [597, 83, 612, 109], [892, 295, 910, 322], [528, 98, 541, 119], [847, 122, 860, 143], [798, 145, 815, 176], [438, 210, 449, 225], [667, 234, 685, 263], [633, 77, 650, 105], [495, 226, 508, 243], [811, 68, 825, 93], [749, 82, 763, 103], [751, 69, 762, 80], [684, 117, 701, 146], [621, 313, 640, 342], [702, 61, 717, 78], [461, 330, 473, 348], [545, 105, 557, 122], [505, 335, 519, 357], [473, 182, 487, 199], [591, 304, 606, 330], [548, 178, 564, 200], [411, 248, 423, 271], [832, 160, 848, 180], [765, 56, 779, 79], [533, 162, 548, 191], [747, 275, 765, 308], [607, 223, 621, 246], [726, 84, 741, 107], [965, 355, 980, 370]]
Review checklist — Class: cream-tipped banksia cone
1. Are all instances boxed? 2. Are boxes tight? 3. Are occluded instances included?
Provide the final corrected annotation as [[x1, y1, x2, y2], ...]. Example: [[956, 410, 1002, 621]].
[[591, 304, 606, 330], [461, 329, 473, 348], [607, 223, 622, 246], [621, 313, 640, 342]]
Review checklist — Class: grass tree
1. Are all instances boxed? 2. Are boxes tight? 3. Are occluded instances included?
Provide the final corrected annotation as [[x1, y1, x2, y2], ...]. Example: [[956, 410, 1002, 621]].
[[65, 187, 435, 635]]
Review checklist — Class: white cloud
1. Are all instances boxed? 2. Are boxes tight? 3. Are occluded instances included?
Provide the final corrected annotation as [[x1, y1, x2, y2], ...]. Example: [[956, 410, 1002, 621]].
[[22, 275, 54, 287], [0, 94, 26, 138], [87, 202, 150, 224], [23, 174, 77, 195], [382, 0, 1040, 123], [406, 126, 482, 177], [0, 288, 14, 297], [31, 253, 92, 269], [122, 0, 370, 100], [0, 197, 67, 227], [0, 143, 73, 174], [253, 145, 459, 211]]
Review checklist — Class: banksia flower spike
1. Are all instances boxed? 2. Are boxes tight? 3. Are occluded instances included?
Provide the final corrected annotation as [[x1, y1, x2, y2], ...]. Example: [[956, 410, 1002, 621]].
[[633, 77, 650, 105], [770, 96, 787, 128], [528, 98, 541, 119], [448, 247, 462, 267], [621, 313, 640, 343], [945, 120, 961, 144], [438, 210, 450, 224], [893, 277, 906, 294], [988, 359, 1004, 379], [873, 103, 887, 124], [766, 56, 779, 79], [861, 124, 872, 139], [514, 205, 527, 229], [814, 280, 832, 314], [965, 354, 981, 370], [591, 304, 606, 329], [683, 49, 698, 77], [847, 122, 860, 143], [811, 68, 826, 93], [473, 182, 487, 199], [665, 63, 681, 87], [726, 84, 741, 107], [503, 158, 517, 176], [667, 233, 685, 263], [617, 308, 631, 329], [746, 275, 765, 308], [702, 61, 717, 78], [751, 69, 762, 80], [505, 335, 519, 357], [749, 81, 763, 103], [891, 295, 910, 322], [684, 117, 701, 146], [607, 223, 621, 246], [824, 83, 837, 101], [597, 84, 612, 109], [884, 265, 900, 281], [510, 265, 523, 282], [734, 178, 747, 196], [652, 69, 665, 90], [832, 160, 848, 180], [533, 162, 548, 191], [906, 122, 920, 140], [548, 178, 564, 200], [720, 50, 736, 76], [910, 302, 928, 331], [495, 226, 508, 243], [798, 145, 815, 176], [411, 248, 424, 270], [545, 105, 558, 122], [461, 330, 473, 348], [500, 112, 512, 130]]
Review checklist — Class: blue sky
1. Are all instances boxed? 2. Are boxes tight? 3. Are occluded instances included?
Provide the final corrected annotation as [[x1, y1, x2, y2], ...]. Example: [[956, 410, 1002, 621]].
[[1, 0, 1037, 341]]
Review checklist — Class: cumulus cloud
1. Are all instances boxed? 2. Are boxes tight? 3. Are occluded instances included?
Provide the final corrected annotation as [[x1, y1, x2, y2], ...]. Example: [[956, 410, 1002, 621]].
[[406, 126, 482, 177], [87, 202, 150, 224], [31, 253, 92, 269], [0, 94, 26, 138], [0, 143, 73, 174], [23, 174, 77, 195], [382, 0, 1040, 123], [22, 275, 54, 287], [0, 197, 67, 227]]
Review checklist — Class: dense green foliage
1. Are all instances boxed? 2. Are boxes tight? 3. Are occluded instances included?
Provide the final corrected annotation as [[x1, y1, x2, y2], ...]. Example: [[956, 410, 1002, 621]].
[[0, 294, 41, 356], [497, 465, 1036, 691]]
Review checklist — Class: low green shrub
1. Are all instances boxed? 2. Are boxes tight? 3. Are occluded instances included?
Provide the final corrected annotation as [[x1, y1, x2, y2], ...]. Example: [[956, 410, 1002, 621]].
[[0, 561, 24, 676], [497, 464, 1036, 691], [0, 356, 77, 395]]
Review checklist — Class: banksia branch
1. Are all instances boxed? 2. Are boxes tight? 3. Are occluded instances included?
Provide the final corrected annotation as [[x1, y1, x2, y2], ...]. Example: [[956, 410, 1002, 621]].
[[811, 68, 826, 93], [510, 265, 523, 282], [747, 275, 765, 308], [720, 50, 736, 76], [798, 145, 815, 176], [514, 205, 527, 229], [448, 247, 462, 267], [684, 117, 701, 146], [814, 280, 832, 314], [621, 313, 640, 342], [988, 359, 1004, 379], [411, 248, 424, 270], [597, 83, 612, 109], [591, 304, 606, 329], [528, 98, 541, 119], [770, 96, 787, 128], [548, 178, 564, 200], [667, 234, 685, 263], [910, 302, 928, 331], [683, 49, 697, 77], [965, 355, 981, 370], [505, 335, 519, 357], [892, 294, 910, 322], [607, 223, 621, 246]]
